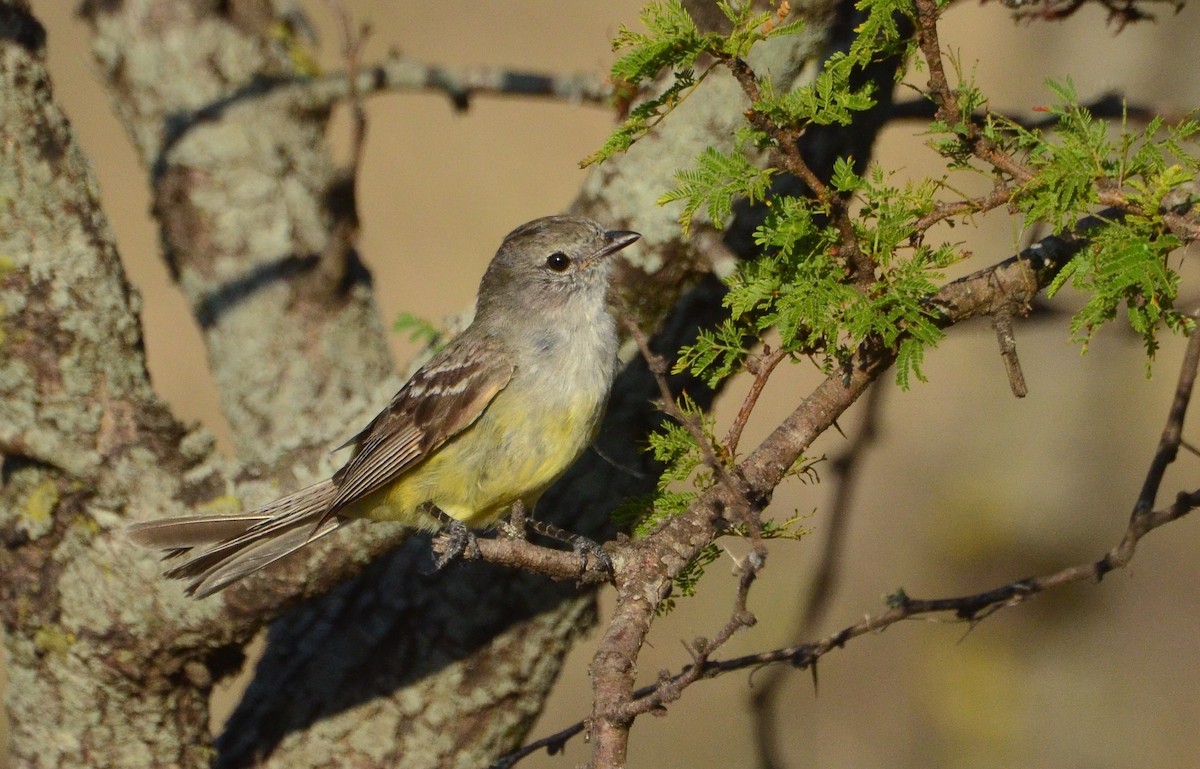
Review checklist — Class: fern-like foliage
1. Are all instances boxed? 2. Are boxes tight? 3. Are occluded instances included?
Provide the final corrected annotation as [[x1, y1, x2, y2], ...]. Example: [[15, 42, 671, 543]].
[[609, 0, 716, 85], [1015, 80, 1200, 356], [610, 393, 716, 573], [581, 1, 719, 167], [754, 52, 877, 128], [581, 70, 700, 167], [675, 160, 954, 388], [583, 0, 809, 167], [659, 137, 775, 234]]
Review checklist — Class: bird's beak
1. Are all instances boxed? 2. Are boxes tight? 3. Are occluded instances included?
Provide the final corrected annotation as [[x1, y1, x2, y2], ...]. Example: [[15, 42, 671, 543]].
[[589, 230, 641, 266]]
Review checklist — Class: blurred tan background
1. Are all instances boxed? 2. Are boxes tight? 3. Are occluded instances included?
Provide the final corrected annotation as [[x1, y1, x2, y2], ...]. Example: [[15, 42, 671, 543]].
[[7, 1, 1200, 767]]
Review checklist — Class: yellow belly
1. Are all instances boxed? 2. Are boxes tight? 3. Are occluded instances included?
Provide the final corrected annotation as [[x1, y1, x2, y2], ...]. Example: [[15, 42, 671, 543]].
[[346, 386, 603, 529]]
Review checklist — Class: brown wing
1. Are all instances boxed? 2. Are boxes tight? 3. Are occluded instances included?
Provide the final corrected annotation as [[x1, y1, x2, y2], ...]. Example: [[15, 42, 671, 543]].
[[324, 332, 513, 519]]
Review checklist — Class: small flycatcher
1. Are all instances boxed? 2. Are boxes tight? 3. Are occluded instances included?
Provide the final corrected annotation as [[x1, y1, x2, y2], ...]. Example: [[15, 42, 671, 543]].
[[129, 215, 639, 597]]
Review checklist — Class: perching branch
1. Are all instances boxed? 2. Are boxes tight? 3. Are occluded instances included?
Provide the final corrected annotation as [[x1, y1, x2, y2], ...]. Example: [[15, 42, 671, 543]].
[[435, 531, 614, 585]]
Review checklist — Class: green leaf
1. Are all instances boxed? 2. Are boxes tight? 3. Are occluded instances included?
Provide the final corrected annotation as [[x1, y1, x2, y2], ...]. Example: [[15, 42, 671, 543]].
[[393, 312, 442, 349], [1009, 81, 1198, 354]]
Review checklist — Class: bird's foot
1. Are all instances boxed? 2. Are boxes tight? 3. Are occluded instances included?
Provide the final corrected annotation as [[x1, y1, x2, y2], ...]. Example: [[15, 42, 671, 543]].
[[431, 509, 481, 570], [526, 519, 613, 576]]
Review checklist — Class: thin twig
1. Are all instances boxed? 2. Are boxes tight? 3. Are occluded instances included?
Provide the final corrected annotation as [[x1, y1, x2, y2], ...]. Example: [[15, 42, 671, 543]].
[[311, 1, 371, 293], [721, 57, 826, 201], [912, 0, 1034, 185], [1132, 325, 1200, 514], [626, 318, 771, 566], [718, 477, 1197, 661], [327, 1, 370, 169], [493, 551, 763, 769], [991, 312, 1028, 398], [912, 177, 1015, 236], [621, 550, 763, 720], [624, 318, 735, 487], [722, 56, 877, 289], [724, 346, 789, 454]]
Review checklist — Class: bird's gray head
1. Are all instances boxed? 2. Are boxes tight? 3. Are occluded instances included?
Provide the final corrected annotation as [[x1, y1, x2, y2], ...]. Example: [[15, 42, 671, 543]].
[[475, 216, 640, 322]]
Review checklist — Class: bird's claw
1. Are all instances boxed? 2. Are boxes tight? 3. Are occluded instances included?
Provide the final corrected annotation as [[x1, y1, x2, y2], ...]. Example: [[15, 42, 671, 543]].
[[432, 517, 481, 570], [572, 535, 614, 576]]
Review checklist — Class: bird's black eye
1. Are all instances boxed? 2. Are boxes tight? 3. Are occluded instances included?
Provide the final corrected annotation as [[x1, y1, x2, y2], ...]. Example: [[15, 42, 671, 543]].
[[546, 252, 570, 271]]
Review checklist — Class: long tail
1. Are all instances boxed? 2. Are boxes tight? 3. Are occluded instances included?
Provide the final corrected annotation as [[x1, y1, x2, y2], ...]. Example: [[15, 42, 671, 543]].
[[127, 480, 344, 598]]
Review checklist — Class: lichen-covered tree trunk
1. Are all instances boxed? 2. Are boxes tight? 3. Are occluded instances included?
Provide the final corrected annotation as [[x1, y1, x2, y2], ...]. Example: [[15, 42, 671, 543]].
[[81, 0, 395, 467], [1, 3, 211, 765]]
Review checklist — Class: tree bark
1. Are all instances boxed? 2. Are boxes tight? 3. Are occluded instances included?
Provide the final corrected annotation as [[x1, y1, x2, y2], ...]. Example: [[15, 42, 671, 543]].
[[2, 3, 211, 765]]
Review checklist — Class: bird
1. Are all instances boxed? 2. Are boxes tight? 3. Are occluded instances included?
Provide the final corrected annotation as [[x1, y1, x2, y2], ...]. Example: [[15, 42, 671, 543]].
[[128, 215, 640, 597]]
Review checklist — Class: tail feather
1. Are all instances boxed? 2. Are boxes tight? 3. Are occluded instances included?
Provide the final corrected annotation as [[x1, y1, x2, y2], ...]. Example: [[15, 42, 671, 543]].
[[177, 515, 345, 598], [128, 480, 344, 597], [126, 513, 275, 550]]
